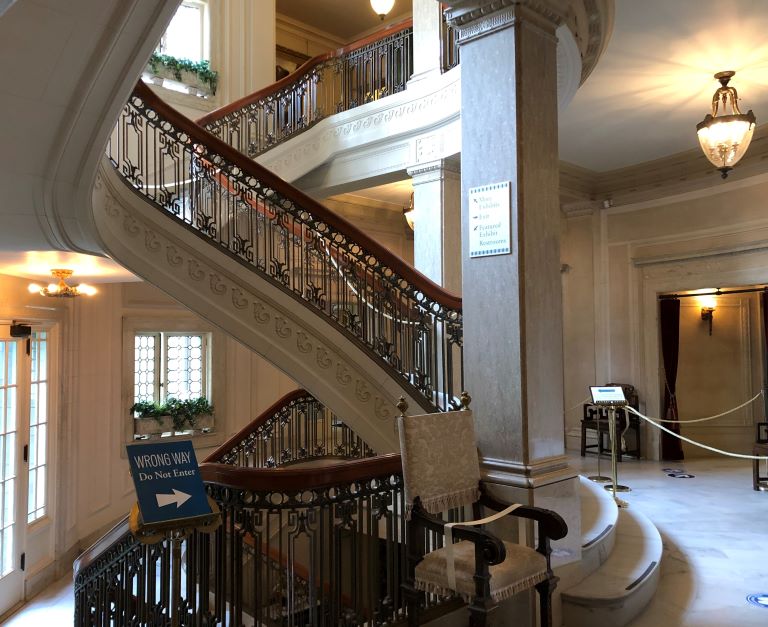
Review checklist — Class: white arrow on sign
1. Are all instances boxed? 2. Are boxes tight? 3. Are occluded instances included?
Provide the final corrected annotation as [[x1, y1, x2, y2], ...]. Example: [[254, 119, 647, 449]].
[[156, 489, 192, 508]]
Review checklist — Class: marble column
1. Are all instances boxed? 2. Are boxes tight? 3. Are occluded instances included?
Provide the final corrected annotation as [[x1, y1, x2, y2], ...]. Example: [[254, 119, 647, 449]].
[[444, 0, 581, 594], [410, 0, 444, 82], [406, 159, 462, 293], [210, 0, 277, 104]]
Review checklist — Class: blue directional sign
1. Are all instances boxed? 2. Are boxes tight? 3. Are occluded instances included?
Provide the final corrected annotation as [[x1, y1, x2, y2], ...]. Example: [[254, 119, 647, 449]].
[[126, 441, 211, 525]]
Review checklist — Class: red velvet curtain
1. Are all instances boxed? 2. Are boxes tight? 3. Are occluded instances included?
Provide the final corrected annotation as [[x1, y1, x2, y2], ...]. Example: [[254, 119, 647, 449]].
[[660, 298, 684, 460]]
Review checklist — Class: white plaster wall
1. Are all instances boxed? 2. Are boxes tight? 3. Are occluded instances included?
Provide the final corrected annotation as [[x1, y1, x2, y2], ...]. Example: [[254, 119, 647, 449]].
[[0, 273, 295, 586], [71, 281, 295, 547], [562, 179, 768, 459], [676, 293, 762, 457], [322, 194, 414, 264]]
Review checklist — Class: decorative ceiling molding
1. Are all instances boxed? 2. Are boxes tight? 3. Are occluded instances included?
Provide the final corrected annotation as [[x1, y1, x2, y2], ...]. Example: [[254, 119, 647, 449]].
[[443, 0, 613, 86], [560, 123, 768, 212]]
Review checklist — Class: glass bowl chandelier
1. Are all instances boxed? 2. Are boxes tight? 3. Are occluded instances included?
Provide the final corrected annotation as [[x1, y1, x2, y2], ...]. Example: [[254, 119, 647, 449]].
[[696, 71, 756, 179]]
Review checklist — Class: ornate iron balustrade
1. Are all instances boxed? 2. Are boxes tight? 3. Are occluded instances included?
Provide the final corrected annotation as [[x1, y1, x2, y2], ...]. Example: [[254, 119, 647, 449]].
[[197, 20, 413, 158], [74, 396, 464, 625], [75, 456, 407, 626], [206, 389, 376, 468], [107, 82, 463, 413]]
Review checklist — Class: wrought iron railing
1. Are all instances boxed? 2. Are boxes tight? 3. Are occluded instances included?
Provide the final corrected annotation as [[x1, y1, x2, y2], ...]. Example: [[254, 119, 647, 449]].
[[107, 82, 463, 413], [206, 389, 376, 467], [197, 20, 413, 158], [74, 396, 458, 626], [75, 456, 406, 626]]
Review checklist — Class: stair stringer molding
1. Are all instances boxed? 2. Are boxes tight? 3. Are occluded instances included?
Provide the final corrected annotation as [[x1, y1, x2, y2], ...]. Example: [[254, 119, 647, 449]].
[[93, 158, 432, 453]]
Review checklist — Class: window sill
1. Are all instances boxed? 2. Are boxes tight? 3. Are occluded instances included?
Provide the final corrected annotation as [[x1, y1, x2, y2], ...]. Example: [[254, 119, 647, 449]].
[[142, 74, 219, 114], [121, 429, 226, 459]]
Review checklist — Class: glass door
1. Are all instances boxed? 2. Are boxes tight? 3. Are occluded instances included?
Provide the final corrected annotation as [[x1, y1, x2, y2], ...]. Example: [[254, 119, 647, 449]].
[[0, 338, 23, 616]]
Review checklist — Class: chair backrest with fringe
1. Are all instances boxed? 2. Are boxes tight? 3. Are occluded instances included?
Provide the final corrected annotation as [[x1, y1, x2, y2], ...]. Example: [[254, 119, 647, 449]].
[[397, 410, 480, 518]]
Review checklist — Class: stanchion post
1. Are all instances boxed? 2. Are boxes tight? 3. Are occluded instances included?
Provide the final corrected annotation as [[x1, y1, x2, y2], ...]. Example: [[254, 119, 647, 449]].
[[606, 406, 630, 507]]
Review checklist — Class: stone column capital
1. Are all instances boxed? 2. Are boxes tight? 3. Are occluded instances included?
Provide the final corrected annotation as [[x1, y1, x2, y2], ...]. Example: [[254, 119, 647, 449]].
[[407, 158, 461, 183], [440, 0, 614, 84], [442, 0, 567, 29]]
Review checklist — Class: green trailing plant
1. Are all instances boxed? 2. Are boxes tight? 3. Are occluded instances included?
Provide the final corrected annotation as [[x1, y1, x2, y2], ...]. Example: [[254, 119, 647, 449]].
[[131, 397, 214, 432], [148, 53, 219, 94]]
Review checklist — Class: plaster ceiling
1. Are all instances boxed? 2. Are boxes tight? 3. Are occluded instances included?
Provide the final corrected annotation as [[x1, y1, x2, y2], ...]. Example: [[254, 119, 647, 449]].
[[559, 0, 768, 172], [0, 252, 137, 284], [345, 179, 414, 207], [276, 0, 411, 42]]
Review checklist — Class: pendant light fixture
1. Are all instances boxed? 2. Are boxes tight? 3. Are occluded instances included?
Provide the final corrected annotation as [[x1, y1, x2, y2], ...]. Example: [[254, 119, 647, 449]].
[[696, 71, 756, 179], [370, 0, 395, 20]]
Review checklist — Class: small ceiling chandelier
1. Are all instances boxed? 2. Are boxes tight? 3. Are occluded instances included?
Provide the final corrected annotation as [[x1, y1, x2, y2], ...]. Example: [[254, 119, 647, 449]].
[[696, 71, 756, 179], [28, 269, 97, 298], [370, 0, 395, 20]]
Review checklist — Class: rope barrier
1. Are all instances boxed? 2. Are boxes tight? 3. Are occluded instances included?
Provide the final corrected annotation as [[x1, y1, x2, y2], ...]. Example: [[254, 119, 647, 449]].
[[565, 397, 590, 414], [625, 406, 768, 460], [655, 390, 763, 424]]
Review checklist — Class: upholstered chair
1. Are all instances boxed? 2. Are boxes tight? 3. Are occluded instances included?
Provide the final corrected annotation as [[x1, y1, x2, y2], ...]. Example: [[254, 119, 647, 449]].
[[397, 398, 567, 627]]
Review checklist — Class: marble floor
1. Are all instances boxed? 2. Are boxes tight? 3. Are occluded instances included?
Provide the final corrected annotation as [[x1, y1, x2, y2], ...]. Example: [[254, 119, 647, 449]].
[[3, 455, 767, 626], [572, 454, 768, 627]]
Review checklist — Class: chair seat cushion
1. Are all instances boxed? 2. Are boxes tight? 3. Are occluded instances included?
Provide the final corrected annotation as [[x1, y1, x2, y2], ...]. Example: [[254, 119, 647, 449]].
[[414, 540, 548, 603]]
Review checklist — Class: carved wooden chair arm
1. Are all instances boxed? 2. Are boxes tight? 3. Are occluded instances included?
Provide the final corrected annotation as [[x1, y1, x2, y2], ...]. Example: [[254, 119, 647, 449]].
[[410, 500, 507, 566], [478, 491, 568, 542]]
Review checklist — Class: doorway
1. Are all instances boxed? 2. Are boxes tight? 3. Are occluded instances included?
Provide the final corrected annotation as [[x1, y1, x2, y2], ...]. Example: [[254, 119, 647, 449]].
[[0, 329, 50, 617], [660, 287, 764, 459]]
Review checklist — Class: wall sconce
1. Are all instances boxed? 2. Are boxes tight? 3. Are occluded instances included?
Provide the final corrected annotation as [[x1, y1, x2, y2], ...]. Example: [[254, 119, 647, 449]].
[[370, 0, 395, 20], [28, 269, 97, 298], [699, 294, 716, 335], [403, 191, 415, 230], [696, 71, 756, 179]]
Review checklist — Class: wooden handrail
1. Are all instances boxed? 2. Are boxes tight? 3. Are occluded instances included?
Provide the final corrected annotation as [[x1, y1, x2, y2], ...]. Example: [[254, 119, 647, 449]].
[[74, 516, 130, 577], [200, 453, 402, 492], [134, 81, 462, 310], [196, 18, 414, 127], [74, 453, 402, 579], [203, 388, 312, 463]]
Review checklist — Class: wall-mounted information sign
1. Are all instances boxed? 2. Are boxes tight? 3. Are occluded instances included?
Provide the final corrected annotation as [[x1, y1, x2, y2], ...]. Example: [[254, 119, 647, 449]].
[[469, 181, 512, 258]]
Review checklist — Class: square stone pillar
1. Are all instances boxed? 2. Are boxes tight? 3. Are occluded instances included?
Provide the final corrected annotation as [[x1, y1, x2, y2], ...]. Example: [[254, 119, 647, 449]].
[[445, 3, 581, 608], [407, 158, 462, 293]]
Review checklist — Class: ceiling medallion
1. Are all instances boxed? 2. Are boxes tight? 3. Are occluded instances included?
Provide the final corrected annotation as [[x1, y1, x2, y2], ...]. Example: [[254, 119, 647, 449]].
[[28, 269, 97, 298], [696, 71, 757, 179]]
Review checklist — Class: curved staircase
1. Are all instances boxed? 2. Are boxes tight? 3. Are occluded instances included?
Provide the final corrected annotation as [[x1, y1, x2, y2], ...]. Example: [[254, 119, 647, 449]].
[[93, 80, 463, 451]]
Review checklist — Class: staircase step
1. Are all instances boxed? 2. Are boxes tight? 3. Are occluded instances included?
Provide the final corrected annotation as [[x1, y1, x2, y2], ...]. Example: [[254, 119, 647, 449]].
[[562, 505, 662, 627], [578, 476, 618, 578]]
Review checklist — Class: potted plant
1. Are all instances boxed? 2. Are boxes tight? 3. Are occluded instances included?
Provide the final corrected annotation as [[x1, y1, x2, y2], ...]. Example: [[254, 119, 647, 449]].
[[131, 397, 214, 437]]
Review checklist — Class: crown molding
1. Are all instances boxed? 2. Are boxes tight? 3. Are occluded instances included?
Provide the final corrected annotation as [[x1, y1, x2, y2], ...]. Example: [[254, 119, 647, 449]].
[[559, 122, 768, 213], [443, 0, 613, 85]]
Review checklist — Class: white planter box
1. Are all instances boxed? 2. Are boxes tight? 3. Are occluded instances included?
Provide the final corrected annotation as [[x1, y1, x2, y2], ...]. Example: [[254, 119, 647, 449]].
[[146, 64, 214, 96], [133, 413, 214, 437]]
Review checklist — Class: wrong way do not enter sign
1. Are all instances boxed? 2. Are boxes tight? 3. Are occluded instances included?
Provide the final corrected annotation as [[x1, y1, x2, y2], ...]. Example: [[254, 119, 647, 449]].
[[126, 440, 211, 525]]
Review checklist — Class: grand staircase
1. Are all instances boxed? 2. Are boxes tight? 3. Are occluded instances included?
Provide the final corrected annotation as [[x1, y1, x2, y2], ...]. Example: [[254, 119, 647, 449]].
[[93, 74, 463, 451]]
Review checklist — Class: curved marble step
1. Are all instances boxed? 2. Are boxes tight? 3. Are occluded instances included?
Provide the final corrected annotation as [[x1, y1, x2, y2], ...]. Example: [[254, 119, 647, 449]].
[[562, 505, 662, 627], [579, 476, 619, 578]]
